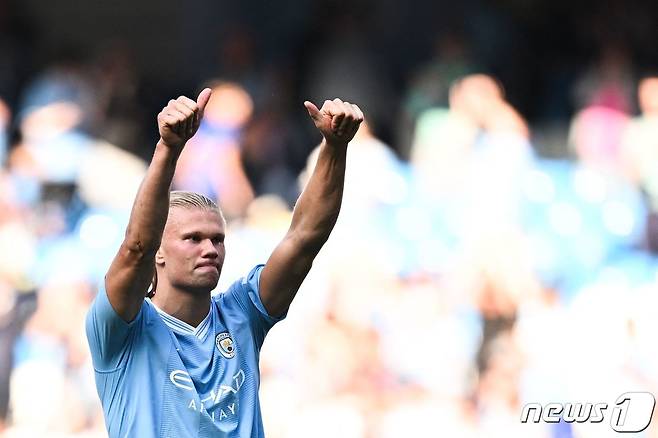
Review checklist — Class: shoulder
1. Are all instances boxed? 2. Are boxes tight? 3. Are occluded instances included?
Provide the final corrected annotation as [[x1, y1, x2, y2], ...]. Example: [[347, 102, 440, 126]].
[[213, 265, 264, 301], [213, 264, 283, 326], [86, 284, 156, 371]]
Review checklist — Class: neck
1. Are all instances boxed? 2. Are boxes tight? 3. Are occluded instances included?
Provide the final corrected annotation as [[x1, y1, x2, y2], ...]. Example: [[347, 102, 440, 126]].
[[151, 282, 212, 328]]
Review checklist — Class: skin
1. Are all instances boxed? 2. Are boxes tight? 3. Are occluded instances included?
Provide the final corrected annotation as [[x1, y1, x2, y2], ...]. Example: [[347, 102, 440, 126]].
[[151, 208, 226, 325], [105, 89, 363, 325]]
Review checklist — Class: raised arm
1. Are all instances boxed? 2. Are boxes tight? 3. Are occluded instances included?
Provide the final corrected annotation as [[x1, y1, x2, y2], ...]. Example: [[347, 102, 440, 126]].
[[259, 98, 363, 317], [105, 89, 212, 322]]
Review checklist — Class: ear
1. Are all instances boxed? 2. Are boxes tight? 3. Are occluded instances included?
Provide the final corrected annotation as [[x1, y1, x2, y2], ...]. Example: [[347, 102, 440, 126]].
[[155, 248, 165, 266]]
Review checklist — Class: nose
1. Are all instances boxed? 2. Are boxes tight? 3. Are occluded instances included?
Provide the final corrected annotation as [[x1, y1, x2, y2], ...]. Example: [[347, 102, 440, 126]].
[[200, 238, 219, 258]]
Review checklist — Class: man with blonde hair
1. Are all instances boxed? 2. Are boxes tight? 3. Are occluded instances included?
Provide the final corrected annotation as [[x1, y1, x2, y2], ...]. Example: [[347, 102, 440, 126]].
[[85, 88, 363, 437]]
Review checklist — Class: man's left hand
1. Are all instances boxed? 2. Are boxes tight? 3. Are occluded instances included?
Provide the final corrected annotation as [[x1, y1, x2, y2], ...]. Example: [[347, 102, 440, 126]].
[[304, 98, 364, 147]]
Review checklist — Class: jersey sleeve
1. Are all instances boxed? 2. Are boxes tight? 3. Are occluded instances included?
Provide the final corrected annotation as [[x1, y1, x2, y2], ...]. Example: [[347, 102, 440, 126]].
[[85, 282, 146, 372], [223, 264, 286, 348]]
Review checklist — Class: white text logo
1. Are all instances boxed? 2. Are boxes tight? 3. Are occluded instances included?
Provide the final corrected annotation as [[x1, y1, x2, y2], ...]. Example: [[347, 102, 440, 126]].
[[169, 368, 246, 422], [521, 392, 655, 433]]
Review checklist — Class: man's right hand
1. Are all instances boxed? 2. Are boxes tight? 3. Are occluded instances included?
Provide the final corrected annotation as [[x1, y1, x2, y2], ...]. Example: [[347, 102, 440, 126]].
[[157, 88, 212, 151]]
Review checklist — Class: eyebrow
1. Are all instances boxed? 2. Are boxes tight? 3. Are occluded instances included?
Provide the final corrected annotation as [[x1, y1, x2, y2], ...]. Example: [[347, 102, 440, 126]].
[[181, 231, 225, 239]]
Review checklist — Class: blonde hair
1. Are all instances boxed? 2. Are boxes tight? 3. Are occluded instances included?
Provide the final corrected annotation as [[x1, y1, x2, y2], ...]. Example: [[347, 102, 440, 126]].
[[169, 190, 225, 222]]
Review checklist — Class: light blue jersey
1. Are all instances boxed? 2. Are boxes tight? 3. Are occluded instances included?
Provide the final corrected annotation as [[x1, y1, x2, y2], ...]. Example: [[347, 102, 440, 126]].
[[85, 264, 283, 438]]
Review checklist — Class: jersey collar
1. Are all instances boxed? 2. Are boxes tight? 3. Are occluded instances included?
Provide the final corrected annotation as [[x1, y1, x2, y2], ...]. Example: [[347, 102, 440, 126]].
[[149, 300, 212, 339]]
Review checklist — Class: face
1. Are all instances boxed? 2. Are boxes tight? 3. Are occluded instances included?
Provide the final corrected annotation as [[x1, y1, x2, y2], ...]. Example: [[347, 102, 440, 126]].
[[156, 207, 226, 293]]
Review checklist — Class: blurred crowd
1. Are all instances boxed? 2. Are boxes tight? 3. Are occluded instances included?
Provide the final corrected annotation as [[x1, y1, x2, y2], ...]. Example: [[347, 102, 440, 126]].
[[2, 7, 658, 438]]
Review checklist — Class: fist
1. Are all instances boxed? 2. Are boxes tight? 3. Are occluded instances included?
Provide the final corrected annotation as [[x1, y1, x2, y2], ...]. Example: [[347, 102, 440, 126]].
[[304, 98, 364, 146], [157, 88, 212, 150]]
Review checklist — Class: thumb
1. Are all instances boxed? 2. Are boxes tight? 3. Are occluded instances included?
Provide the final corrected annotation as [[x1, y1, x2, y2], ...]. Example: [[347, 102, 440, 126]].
[[304, 101, 321, 122], [196, 88, 212, 116]]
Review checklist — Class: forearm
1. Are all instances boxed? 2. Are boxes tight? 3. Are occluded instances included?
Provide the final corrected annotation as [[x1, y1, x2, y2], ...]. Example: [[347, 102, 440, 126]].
[[257, 98, 361, 317], [290, 139, 347, 250], [123, 140, 179, 256]]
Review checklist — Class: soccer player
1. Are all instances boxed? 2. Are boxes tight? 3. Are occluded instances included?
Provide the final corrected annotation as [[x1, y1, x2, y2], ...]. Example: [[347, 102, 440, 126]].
[[85, 88, 363, 437]]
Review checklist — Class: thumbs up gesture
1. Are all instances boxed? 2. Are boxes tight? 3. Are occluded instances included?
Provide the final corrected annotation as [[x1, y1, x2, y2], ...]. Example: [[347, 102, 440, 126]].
[[157, 88, 212, 151], [304, 98, 364, 147]]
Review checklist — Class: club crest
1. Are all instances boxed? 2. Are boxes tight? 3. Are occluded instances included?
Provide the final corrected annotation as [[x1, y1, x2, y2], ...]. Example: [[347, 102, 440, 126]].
[[215, 332, 236, 359]]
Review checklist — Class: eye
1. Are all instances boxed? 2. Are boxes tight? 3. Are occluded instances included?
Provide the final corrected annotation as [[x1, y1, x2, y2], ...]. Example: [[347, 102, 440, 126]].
[[185, 234, 201, 243], [211, 235, 225, 245]]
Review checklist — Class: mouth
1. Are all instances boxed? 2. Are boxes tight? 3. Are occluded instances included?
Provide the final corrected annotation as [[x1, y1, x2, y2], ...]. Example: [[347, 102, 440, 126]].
[[195, 262, 220, 271]]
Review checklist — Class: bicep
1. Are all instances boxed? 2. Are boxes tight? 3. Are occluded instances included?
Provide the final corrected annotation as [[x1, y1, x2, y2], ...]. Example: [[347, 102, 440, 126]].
[[105, 241, 155, 322], [259, 233, 316, 318]]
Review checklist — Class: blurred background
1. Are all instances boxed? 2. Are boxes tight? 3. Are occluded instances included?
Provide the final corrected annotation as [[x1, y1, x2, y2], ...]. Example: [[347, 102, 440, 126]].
[[1, 0, 658, 436]]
